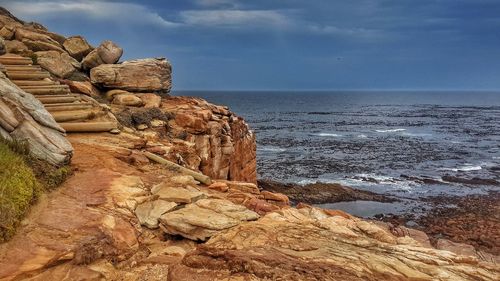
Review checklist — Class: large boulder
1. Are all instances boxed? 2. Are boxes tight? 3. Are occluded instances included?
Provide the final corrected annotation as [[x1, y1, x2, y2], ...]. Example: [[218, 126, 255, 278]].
[[0, 72, 73, 165], [90, 58, 172, 93], [4, 40, 30, 55], [0, 26, 15, 40], [62, 36, 93, 61], [35, 51, 79, 79], [81, 40, 122, 70], [15, 28, 65, 53]]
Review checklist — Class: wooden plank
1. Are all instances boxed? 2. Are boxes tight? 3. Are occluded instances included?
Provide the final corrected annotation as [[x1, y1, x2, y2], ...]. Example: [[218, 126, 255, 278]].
[[59, 122, 117, 133], [144, 152, 212, 185]]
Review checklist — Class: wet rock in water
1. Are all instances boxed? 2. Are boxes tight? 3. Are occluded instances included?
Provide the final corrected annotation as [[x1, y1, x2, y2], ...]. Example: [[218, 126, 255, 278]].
[[159, 198, 259, 241], [258, 180, 393, 204], [135, 200, 177, 229], [90, 58, 171, 92], [151, 184, 206, 204], [62, 35, 93, 61], [400, 174, 443, 185], [441, 175, 499, 186], [82, 40, 123, 69]]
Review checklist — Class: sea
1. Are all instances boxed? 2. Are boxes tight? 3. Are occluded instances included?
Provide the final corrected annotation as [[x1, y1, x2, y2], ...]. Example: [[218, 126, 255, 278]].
[[175, 91, 500, 217]]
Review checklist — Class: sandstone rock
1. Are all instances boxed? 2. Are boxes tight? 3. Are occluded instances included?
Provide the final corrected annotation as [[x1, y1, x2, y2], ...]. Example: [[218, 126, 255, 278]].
[[0, 26, 15, 40], [224, 181, 260, 194], [105, 89, 128, 100], [15, 28, 64, 52], [170, 206, 499, 280], [90, 58, 171, 92], [0, 72, 73, 165], [135, 200, 177, 229], [0, 37, 5, 55], [60, 80, 101, 98], [436, 239, 478, 257], [63, 35, 93, 61], [260, 190, 290, 204], [112, 94, 144, 107], [151, 185, 206, 204], [136, 93, 162, 108], [159, 198, 259, 241], [82, 40, 122, 70], [4, 39, 29, 55], [208, 182, 229, 192], [35, 50, 78, 78], [162, 96, 257, 183]]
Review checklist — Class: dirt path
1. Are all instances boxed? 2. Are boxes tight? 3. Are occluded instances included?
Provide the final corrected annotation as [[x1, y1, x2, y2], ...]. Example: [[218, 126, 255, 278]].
[[0, 133, 160, 280]]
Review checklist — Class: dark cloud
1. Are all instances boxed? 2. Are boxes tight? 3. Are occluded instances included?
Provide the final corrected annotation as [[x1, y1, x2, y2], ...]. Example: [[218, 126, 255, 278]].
[[2, 0, 499, 90]]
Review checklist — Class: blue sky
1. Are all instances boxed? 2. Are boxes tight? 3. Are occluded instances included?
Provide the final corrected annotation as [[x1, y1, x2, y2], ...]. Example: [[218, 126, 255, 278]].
[[3, 0, 500, 90]]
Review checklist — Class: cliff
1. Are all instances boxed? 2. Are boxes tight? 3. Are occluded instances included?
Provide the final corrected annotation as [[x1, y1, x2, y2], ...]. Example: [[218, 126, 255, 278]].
[[0, 7, 498, 281]]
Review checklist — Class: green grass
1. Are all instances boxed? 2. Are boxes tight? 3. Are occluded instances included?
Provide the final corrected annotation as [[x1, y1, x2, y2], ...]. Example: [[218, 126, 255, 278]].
[[0, 138, 72, 242], [0, 140, 40, 242]]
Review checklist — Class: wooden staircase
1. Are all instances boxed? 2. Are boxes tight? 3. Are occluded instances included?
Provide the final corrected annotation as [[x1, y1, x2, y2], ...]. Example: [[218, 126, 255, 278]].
[[0, 54, 118, 133]]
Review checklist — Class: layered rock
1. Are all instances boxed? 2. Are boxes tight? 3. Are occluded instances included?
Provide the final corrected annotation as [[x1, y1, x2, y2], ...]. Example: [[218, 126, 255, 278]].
[[81, 40, 122, 70], [0, 72, 73, 165], [62, 35, 93, 61], [170, 206, 499, 280], [15, 28, 65, 53], [163, 96, 257, 183], [90, 58, 172, 93], [35, 50, 79, 78]]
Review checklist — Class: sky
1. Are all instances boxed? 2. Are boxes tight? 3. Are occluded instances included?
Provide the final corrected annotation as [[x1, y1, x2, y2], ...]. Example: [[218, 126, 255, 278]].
[[2, 0, 500, 90]]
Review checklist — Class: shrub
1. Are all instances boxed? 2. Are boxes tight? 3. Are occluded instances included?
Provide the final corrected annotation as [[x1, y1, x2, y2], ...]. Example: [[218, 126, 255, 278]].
[[0, 141, 40, 242]]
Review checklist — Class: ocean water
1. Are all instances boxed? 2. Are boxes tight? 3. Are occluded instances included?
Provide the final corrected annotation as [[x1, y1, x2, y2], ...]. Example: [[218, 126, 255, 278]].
[[175, 91, 500, 214]]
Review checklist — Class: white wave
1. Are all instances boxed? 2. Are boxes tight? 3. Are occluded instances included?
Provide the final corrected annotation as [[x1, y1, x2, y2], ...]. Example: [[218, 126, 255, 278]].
[[357, 134, 368, 138], [441, 165, 482, 172], [259, 146, 286, 152], [493, 156, 500, 159], [402, 132, 431, 137], [314, 133, 342, 137], [375, 128, 406, 133]]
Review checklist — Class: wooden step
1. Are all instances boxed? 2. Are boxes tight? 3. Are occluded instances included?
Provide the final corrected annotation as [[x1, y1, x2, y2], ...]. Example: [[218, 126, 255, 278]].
[[59, 122, 117, 133], [24, 88, 71, 95], [11, 80, 59, 86], [6, 72, 50, 80], [38, 96, 79, 104], [4, 65, 42, 71], [19, 85, 70, 91], [0, 58, 33, 65], [51, 110, 97, 122], [46, 104, 94, 112]]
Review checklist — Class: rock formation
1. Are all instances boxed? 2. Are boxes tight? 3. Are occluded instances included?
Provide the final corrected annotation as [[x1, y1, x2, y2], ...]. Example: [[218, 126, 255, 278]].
[[81, 40, 122, 69], [0, 72, 72, 165], [90, 58, 172, 92]]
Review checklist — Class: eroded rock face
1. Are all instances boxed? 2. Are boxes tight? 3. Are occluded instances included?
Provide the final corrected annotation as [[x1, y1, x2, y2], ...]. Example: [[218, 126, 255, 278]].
[[35, 50, 79, 78], [82, 40, 122, 70], [159, 198, 259, 241], [163, 96, 257, 183], [62, 35, 93, 61], [15, 28, 65, 53], [3, 40, 29, 55], [170, 206, 500, 281], [0, 72, 73, 165], [90, 58, 172, 93]]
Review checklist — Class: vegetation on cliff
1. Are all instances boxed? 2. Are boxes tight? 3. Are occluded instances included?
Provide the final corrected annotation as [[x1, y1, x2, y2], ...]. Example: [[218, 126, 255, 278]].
[[0, 139, 39, 242], [0, 138, 71, 242]]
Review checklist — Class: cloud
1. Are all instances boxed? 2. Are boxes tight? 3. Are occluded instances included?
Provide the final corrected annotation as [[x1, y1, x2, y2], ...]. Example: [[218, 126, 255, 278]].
[[195, 0, 238, 8], [180, 9, 290, 27], [3, 1, 179, 28], [308, 25, 386, 40]]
